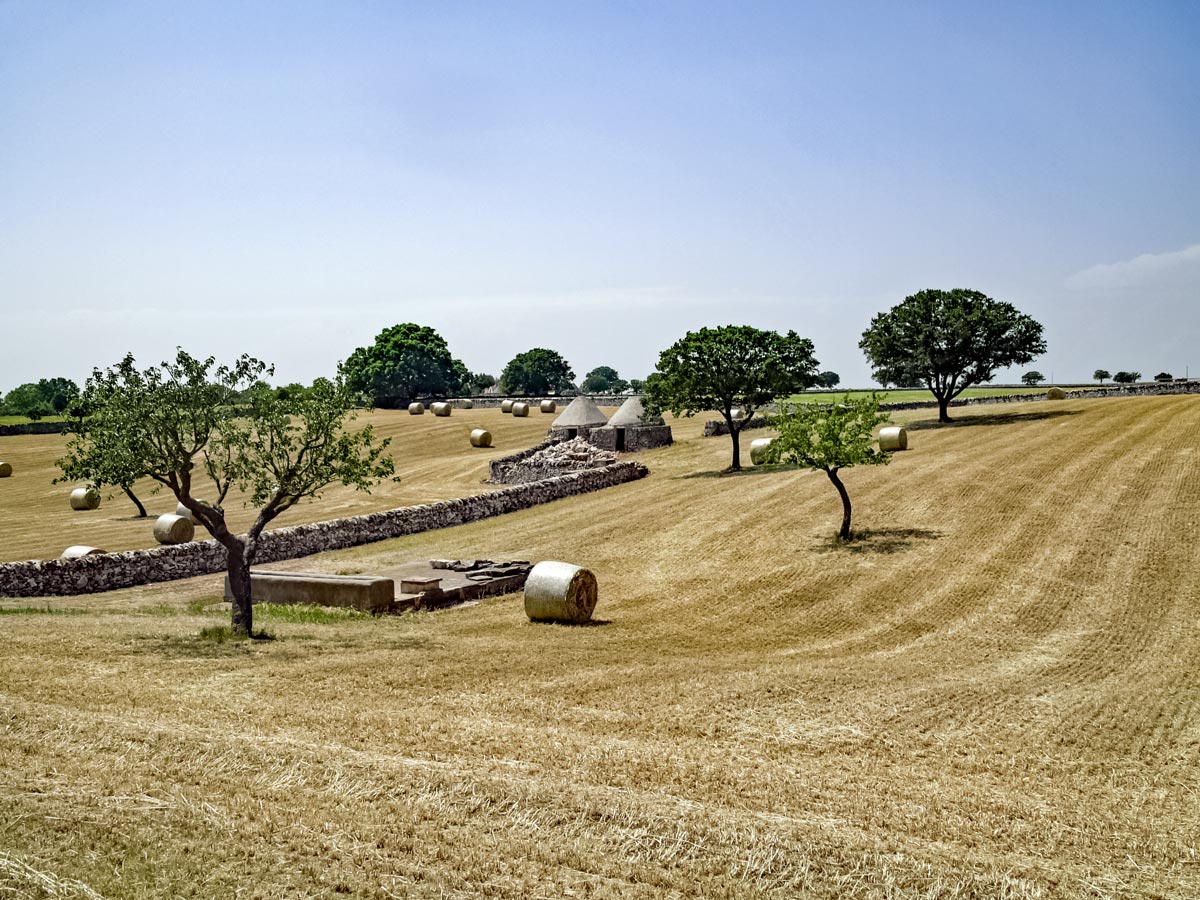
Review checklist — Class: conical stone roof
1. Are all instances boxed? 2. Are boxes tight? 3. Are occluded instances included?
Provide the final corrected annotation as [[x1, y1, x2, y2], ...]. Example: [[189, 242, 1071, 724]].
[[551, 395, 609, 429], [607, 395, 663, 427]]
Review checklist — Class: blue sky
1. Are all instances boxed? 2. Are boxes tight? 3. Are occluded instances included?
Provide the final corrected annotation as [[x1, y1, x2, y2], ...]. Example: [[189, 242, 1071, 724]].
[[2, 1, 1197, 389]]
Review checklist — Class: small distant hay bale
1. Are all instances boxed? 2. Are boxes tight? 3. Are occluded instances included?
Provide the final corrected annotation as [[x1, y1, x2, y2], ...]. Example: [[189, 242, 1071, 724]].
[[470, 428, 493, 448], [69, 486, 101, 510], [459, 398, 474, 409], [1046, 387, 1067, 400], [61, 545, 105, 559], [524, 560, 598, 623], [431, 402, 452, 417], [0, 461, 12, 477], [731, 407, 747, 421], [749, 437, 774, 465], [408, 402, 425, 415], [154, 513, 195, 545], [879, 426, 908, 452], [539, 399, 556, 414], [500, 399, 515, 413], [511, 402, 530, 417], [175, 501, 195, 521]]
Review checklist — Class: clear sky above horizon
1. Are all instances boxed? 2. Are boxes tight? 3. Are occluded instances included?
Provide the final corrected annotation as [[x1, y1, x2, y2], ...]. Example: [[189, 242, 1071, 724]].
[[2, 1, 1198, 390]]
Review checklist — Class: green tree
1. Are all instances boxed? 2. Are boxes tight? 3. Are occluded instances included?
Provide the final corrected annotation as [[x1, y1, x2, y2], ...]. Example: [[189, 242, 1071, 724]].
[[1154, 372, 1173, 382], [763, 394, 892, 540], [1093, 369, 1111, 384], [859, 289, 1046, 423], [628, 378, 646, 393], [818, 371, 841, 388], [1021, 370, 1046, 386], [467, 371, 497, 393], [1113, 371, 1141, 384], [69, 350, 396, 636], [343, 324, 462, 407], [3, 383, 52, 419], [644, 325, 819, 471], [580, 366, 629, 393], [500, 348, 575, 395]]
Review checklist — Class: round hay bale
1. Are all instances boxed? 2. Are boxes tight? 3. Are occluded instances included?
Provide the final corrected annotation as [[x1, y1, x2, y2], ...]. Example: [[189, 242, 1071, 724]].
[[524, 561, 598, 623], [1046, 387, 1067, 400], [500, 399, 515, 413], [69, 486, 101, 510], [408, 402, 425, 415], [431, 402, 452, 417], [61, 545, 105, 559], [459, 398, 474, 409], [0, 461, 12, 477], [749, 437, 774, 465], [175, 501, 195, 522], [539, 399, 556, 414], [154, 513, 195, 545], [731, 407, 747, 421], [469, 428, 493, 448], [511, 402, 530, 417], [878, 426, 908, 452]]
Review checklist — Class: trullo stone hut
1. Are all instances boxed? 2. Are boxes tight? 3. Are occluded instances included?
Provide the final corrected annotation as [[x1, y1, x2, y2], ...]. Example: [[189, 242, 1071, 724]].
[[547, 395, 609, 441], [590, 395, 672, 452]]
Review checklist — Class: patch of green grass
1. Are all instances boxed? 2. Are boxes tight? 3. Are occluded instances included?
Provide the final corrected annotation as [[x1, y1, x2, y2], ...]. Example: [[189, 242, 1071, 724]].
[[0, 605, 85, 616], [187, 596, 223, 615], [0, 414, 67, 425], [785, 386, 1065, 404], [199, 625, 275, 643], [253, 602, 370, 624]]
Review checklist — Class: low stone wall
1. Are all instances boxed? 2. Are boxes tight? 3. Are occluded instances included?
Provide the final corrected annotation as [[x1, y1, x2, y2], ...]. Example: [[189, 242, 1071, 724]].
[[702, 383, 1200, 436], [0, 462, 649, 598], [0, 421, 70, 437]]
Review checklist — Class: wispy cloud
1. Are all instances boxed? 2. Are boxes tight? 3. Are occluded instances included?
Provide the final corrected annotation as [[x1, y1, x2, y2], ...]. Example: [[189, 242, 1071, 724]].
[[1065, 243, 1200, 291]]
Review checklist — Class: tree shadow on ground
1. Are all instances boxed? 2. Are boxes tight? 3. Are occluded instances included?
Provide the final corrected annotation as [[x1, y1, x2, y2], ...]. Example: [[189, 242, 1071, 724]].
[[808, 527, 943, 555], [681, 464, 806, 480], [906, 409, 1081, 431]]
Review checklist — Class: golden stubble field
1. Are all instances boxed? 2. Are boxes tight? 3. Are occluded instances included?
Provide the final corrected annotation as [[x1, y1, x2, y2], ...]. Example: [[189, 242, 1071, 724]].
[[1, 395, 1198, 898]]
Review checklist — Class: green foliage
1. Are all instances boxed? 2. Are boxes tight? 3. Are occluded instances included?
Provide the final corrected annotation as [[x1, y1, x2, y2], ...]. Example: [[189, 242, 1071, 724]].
[[2, 378, 77, 420], [467, 371, 497, 393], [580, 365, 629, 393], [859, 289, 1046, 421], [1113, 371, 1141, 384], [644, 325, 818, 469], [255, 603, 370, 623], [342, 323, 462, 407], [818, 370, 841, 388], [1093, 369, 1111, 383], [499, 348, 575, 395], [1021, 370, 1046, 386], [199, 625, 275, 643], [628, 378, 646, 393], [1154, 372, 1173, 382]]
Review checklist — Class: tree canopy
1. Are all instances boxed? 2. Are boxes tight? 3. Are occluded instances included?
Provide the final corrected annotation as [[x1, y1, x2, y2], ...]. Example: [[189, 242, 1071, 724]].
[[644, 325, 819, 470], [818, 371, 841, 388], [763, 394, 891, 540], [1021, 371, 1046, 386], [69, 350, 395, 636], [1093, 369, 1111, 383], [499, 348, 575, 395], [580, 366, 629, 394], [859, 289, 1046, 422], [342, 323, 464, 407], [1, 377, 79, 420], [1113, 371, 1141, 384]]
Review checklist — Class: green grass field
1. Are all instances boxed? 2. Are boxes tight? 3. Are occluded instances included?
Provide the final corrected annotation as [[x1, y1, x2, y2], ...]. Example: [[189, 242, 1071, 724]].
[[786, 385, 1072, 404], [0, 414, 66, 426]]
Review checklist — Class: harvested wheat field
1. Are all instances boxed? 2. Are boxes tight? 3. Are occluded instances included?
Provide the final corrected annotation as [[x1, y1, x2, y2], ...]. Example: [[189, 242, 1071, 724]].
[[2, 394, 1199, 899]]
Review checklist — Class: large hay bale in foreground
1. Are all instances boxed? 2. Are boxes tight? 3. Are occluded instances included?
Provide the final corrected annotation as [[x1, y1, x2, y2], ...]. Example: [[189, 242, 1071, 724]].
[[431, 402, 452, 417], [500, 399, 515, 413], [524, 560, 598, 624], [154, 513, 195, 545], [61, 545, 105, 559], [0, 461, 12, 477], [458, 398, 474, 409], [69, 486, 101, 510], [1046, 387, 1067, 400], [539, 399, 556, 414], [470, 428, 493, 448], [749, 437, 774, 465], [408, 402, 425, 415], [511, 402, 530, 417], [879, 426, 909, 452]]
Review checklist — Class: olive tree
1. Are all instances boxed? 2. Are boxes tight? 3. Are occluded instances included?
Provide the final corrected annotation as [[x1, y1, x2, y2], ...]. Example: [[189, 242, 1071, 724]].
[[763, 394, 892, 540], [644, 325, 819, 471], [1093, 369, 1111, 384], [859, 289, 1046, 422], [1021, 371, 1046, 386], [71, 350, 396, 636]]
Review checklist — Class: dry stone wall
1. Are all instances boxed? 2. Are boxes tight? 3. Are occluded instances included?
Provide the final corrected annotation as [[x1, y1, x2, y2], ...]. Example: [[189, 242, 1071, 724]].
[[0, 462, 649, 598]]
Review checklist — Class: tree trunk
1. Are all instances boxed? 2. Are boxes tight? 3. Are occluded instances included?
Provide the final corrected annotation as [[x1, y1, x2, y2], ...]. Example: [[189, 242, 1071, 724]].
[[122, 485, 147, 518], [729, 422, 742, 471], [937, 394, 952, 423], [226, 542, 253, 635], [827, 468, 852, 541]]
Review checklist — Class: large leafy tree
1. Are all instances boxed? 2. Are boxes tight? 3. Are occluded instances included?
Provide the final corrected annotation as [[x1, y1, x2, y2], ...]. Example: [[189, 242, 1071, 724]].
[[343, 323, 462, 407], [1021, 371, 1046, 386], [1113, 371, 1141, 384], [70, 350, 396, 636], [763, 394, 892, 540], [499, 348, 575, 395], [580, 366, 629, 393], [859, 289, 1046, 423], [1093, 369, 1110, 384], [644, 325, 819, 471], [3, 378, 78, 420]]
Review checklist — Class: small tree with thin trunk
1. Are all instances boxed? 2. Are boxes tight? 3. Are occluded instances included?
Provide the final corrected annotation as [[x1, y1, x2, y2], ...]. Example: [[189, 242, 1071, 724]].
[[644, 325, 819, 471], [1093, 369, 1110, 384], [72, 350, 396, 636], [1021, 370, 1046, 386], [763, 394, 892, 540]]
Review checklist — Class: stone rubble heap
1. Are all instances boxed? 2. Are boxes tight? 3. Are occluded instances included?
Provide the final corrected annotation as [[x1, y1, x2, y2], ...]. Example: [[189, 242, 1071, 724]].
[[490, 437, 618, 485]]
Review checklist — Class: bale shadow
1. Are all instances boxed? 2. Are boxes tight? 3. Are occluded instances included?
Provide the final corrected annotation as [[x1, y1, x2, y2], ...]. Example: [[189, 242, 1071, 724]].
[[906, 409, 1081, 431], [529, 618, 613, 627], [809, 527, 943, 555]]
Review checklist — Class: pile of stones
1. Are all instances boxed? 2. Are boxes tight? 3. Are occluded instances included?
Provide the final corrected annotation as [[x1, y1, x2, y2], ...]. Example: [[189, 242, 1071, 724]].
[[490, 437, 618, 484]]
